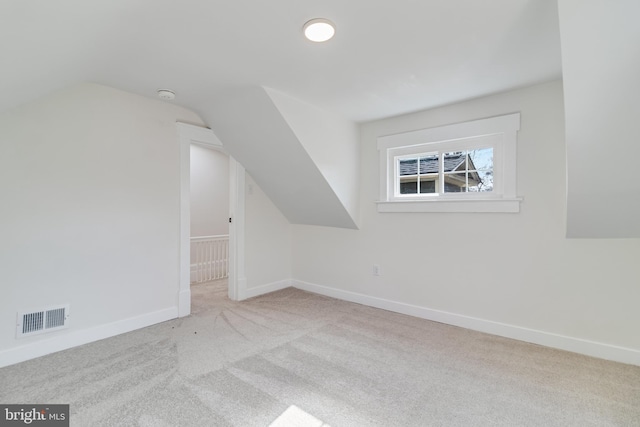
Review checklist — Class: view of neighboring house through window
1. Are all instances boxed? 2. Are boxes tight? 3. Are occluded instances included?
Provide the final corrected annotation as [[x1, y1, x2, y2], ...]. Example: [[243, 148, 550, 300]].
[[377, 113, 520, 213], [397, 149, 493, 196]]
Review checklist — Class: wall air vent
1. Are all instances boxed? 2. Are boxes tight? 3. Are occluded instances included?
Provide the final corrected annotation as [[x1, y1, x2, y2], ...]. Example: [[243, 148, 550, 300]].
[[16, 305, 70, 338]]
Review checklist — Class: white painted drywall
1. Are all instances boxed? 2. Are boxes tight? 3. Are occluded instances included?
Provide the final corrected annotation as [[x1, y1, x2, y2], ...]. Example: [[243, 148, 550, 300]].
[[292, 81, 640, 359], [244, 173, 292, 292], [266, 88, 360, 225], [0, 83, 205, 365], [200, 86, 358, 229], [558, 0, 640, 237], [190, 145, 229, 237]]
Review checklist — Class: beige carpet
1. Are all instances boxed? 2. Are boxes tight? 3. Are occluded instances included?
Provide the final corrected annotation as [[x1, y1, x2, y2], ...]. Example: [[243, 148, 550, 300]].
[[1, 280, 639, 426]]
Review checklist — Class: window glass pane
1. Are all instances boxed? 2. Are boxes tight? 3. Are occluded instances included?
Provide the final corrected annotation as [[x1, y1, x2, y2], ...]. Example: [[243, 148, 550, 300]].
[[400, 179, 418, 194], [468, 148, 493, 171], [444, 172, 467, 193], [419, 154, 439, 174], [396, 148, 495, 196], [419, 178, 436, 193], [443, 152, 465, 173], [468, 170, 493, 192], [399, 159, 418, 176]]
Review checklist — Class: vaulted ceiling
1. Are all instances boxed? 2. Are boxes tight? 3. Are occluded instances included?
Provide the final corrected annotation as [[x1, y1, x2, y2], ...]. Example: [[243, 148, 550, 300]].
[[1, 0, 561, 121]]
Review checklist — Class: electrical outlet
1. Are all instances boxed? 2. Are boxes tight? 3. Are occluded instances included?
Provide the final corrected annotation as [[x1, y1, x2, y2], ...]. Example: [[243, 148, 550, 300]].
[[373, 264, 380, 276]]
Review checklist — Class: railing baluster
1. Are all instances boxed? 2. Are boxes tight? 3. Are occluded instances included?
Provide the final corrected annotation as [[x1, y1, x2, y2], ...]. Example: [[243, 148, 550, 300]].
[[195, 241, 200, 283], [198, 241, 203, 283], [207, 240, 212, 281], [215, 240, 220, 279], [214, 240, 218, 280], [191, 235, 230, 283]]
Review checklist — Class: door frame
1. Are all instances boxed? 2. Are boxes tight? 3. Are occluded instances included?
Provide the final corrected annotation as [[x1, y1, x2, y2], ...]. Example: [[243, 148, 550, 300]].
[[177, 122, 246, 316]]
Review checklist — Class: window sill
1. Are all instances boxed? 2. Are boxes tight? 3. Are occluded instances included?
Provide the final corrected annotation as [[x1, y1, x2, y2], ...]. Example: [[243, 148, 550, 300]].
[[376, 197, 522, 213]]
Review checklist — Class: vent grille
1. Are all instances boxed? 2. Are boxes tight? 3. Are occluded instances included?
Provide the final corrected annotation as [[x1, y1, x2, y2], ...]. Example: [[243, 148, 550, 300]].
[[22, 311, 45, 334], [46, 307, 66, 329], [17, 305, 69, 338]]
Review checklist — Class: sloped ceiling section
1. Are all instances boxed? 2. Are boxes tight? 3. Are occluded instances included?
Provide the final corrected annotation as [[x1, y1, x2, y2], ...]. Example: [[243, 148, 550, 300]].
[[265, 88, 360, 223], [559, 0, 640, 238], [200, 86, 359, 229]]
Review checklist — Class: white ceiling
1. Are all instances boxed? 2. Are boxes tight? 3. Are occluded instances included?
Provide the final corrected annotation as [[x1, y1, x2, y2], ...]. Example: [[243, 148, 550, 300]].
[[2, 0, 561, 122]]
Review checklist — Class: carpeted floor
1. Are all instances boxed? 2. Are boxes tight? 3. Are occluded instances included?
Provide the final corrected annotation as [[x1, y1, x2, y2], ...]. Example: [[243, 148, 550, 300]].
[[1, 280, 639, 426]]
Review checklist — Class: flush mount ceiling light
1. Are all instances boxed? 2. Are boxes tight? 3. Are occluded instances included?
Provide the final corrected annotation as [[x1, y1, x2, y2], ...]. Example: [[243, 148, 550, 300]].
[[303, 18, 336, 42], [157, 89, 175, 100]]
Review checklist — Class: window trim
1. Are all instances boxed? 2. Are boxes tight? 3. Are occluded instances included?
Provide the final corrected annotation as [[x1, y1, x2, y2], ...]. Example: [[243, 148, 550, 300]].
[[377, 113, 522, 213]]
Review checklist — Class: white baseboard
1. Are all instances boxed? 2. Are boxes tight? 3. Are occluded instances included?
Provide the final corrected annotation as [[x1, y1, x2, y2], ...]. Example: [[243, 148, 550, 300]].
[[0, 307, 178, 368], [240, 279, 292, 300], [293, 280, 640, 367]]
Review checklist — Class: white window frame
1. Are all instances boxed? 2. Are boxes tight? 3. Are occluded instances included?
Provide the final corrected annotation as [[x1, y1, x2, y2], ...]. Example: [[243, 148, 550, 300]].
[[377, 113, 522, 213]]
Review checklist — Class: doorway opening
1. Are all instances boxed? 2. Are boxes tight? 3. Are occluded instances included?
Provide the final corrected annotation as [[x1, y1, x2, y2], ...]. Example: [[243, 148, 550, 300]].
[[177, 122, 246, 317], [190, 144, 229, 281]]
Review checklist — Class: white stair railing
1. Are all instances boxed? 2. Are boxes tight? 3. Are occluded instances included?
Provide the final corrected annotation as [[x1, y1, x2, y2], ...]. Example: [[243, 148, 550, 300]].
[[191, 235, 229, 283]]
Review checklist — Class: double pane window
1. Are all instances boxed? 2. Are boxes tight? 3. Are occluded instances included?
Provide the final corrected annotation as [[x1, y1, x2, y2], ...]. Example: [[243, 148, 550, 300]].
[[377, 113, 520, 212], [396, 148, 493, 197]]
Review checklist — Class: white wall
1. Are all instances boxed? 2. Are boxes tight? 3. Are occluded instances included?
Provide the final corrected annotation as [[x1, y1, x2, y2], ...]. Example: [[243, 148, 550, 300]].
[[292, 80, 640, 365], [0, 83, 205, 366], [243, 173, 292, 297], [559, 0, 640, 237], [201, 86, 357, 229], [266, 88, 360, 225], [190, 145, 229, 237]]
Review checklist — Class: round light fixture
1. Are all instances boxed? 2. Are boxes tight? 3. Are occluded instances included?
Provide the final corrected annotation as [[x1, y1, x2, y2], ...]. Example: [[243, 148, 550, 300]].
[[303, 18, 336, 42], [157, 89, 175, 100]]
